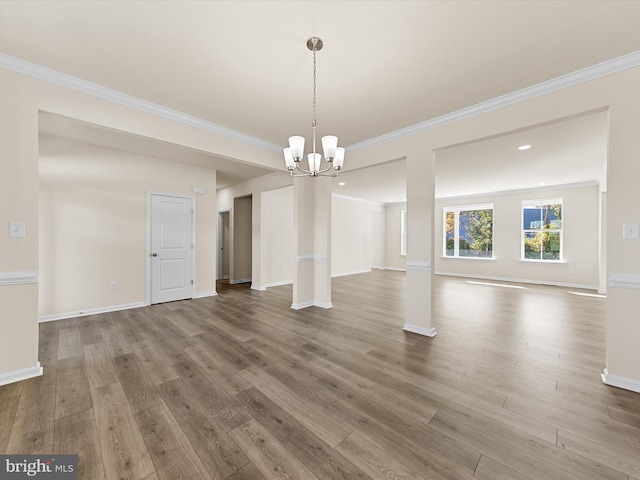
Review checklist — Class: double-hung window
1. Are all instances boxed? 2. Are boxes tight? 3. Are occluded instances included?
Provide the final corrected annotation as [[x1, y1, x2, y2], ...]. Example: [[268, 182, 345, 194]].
[[521, 198, 563, 261], [444, 204, 494, 258]]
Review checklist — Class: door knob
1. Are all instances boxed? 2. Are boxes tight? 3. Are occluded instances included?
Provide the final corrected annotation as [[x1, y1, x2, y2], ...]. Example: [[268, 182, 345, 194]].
[[152, 253, 158, 257]]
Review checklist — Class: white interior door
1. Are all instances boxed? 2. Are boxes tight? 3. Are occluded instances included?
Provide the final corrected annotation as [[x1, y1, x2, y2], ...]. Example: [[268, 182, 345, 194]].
[[150, 194, 193, 304]]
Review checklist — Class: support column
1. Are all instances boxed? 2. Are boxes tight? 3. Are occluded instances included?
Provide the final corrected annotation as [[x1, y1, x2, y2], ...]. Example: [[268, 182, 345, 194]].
[[292, 175, 332, 309], [404, 148, 437, 337]]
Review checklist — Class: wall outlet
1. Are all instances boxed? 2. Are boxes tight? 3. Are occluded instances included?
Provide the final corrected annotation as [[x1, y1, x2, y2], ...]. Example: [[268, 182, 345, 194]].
[[109, 281, 118, 291]]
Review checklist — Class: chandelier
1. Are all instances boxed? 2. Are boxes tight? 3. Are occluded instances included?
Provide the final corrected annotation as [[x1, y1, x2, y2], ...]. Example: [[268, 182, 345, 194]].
[[283, 37, 345, 177]]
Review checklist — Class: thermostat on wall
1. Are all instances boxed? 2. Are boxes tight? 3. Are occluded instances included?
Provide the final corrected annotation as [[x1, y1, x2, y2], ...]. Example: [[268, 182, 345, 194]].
[[192, 186, 206, 194]]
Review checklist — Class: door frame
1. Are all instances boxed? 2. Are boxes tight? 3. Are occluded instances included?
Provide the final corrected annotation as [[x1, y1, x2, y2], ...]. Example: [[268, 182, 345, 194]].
[[146, 192, 197, 305]]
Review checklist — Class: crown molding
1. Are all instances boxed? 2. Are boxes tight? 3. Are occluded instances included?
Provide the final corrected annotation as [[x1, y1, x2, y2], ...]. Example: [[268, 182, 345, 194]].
[[4, 49, 640, 155], [0, 52, 282, 153], [348, 50, 640, 152]]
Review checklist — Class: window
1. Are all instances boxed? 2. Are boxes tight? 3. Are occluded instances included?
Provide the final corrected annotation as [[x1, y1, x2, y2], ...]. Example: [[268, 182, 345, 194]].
[[400, 210, 407, 255], [443, 204, 493, 258], [522, 198, 562, 261]]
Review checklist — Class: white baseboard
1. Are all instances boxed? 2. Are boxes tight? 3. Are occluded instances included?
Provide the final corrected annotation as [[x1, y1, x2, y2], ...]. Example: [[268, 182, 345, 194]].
[[434, 271, 598, 291], [230, 278, 251, 284], [314, 301, 333, 309], [377, 267, 407, 272], [601, 368, 640, 394], [38, 301, 148, 323], [403, 323, 437, 337], [332, 269, 372, 278], [250, 285, 266, 291], [0, 362, 43, 387], [291, 301, 314, 310], [290, 300, 333, 310], [193, 291, 218, 299], [264, 280, 293, 288]]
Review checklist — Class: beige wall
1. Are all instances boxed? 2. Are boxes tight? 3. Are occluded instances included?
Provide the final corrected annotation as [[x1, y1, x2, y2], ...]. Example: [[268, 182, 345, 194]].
[[434, 184, 600, 288], [384, 203, 407, 271], [332, 195, 384, 277], [38, 135, 217, 318], [262, 186, 294, 287]]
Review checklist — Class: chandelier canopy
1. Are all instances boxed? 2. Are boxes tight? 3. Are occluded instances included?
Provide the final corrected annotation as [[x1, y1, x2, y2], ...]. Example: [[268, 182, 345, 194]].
[[283, 37, 345, 177]]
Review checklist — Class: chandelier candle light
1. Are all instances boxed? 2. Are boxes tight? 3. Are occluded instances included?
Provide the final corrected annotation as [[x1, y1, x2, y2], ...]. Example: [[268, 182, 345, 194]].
[[283, 37, 345, 177]]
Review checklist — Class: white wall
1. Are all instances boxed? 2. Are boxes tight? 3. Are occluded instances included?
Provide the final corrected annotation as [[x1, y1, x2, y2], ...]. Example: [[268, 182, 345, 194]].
[[384, 203, 407, 271], [434, 184, 600, 289], [38, 134, 217, 319], [263, 186, 294, 287], [332, 195, 384, 277], [222, 185, 386, 286]]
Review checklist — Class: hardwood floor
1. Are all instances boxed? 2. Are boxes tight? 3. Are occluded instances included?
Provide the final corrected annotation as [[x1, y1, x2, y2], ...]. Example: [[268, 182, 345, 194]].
[[2, 270, 640, 480]]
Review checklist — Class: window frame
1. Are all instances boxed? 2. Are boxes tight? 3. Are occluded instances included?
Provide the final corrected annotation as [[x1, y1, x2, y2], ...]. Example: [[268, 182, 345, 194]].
[[443, 203, 494, 259], [520, 198, 563, 262]]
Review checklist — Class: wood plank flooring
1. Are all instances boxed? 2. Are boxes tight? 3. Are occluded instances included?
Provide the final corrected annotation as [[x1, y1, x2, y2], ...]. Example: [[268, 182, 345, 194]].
[[2, 270, 640, 479]]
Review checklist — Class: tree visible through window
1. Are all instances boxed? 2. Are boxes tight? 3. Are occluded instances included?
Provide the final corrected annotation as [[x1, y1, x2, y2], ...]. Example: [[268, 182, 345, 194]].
[[444, 204, 493, 258], [522, 199, 562, 261]]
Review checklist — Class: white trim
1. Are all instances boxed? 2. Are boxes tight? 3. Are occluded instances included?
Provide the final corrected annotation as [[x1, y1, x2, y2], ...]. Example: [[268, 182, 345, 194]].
[[193, 291, 218, 299], [436, 181, 597, 202], [264, 280, 293, 288], [0, 52, 281, 153], [291, 301, 314, 310], [406, 261, 431, 271], [518, 259, 567, 264], [403, 324, 437, 337], [0, 270, 39, 286], [297, 255, 327, 262], [332, 269, 372, 278], [375, 266, 407, 272], [441, 256, 495, 261], [250, 285, 266, 291], [230, 278, 252, 284], [434, 271, 598, 291], [314, 301, 333, 309], [601, 369, 640, 394], [0, 362, 43, 387], [291, 301, 333, 310], [608, 273, 640, 289], [348, 50, 640, 152], [39, 301, 148, 323]]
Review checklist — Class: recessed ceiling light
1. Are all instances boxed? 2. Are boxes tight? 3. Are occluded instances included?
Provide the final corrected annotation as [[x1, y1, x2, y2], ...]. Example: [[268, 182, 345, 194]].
[[518, 145, 532, 150], [338, 182, 346, 186], [537, 182, 546, 186]]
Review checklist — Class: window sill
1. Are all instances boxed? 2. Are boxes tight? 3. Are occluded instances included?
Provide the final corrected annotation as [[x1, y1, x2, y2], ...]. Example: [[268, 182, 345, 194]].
[[518, 259, 566, 264], [441, 256, 495, 261]]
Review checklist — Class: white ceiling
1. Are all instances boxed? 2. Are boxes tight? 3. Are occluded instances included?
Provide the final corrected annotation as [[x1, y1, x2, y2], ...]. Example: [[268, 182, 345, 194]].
[[0, 1, 627, 200]]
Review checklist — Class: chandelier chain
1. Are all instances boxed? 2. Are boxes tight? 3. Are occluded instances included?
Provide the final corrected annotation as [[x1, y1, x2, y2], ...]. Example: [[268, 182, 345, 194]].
[[312, 47, 317, 129]]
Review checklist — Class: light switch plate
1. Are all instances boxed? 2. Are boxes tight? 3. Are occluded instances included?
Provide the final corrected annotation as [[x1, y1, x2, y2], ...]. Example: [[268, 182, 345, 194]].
[[9, 222, 25, 238], [623, 223, 639, 239]]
